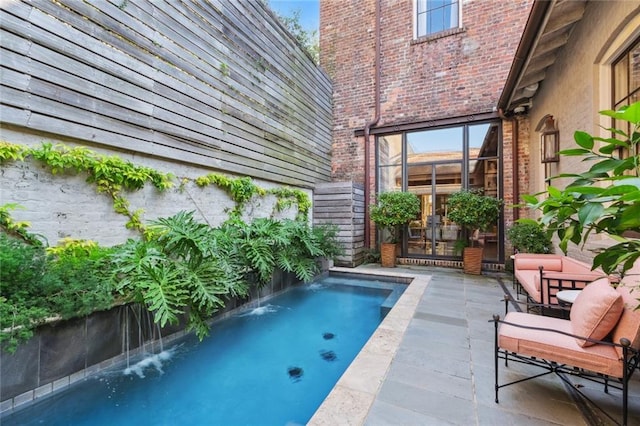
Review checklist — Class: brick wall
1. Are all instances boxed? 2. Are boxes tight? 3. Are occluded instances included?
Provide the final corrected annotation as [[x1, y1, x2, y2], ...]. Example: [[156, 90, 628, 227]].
[[320, 0, 533, 184]]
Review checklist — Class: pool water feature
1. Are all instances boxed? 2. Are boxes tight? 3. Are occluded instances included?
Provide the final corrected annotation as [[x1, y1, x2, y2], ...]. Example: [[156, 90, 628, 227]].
[[2, 274, 406, 425]]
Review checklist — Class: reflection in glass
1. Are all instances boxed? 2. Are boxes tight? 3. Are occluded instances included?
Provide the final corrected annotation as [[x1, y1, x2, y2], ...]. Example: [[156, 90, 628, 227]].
[[407, 162, 463, 257], [378, 164, 402, 193], [466, 157, 499, 262], [469, 123, 497, 158], [407, 127, 462, 163], [378, 134, 402, 166], [377, 121, 502, 262]]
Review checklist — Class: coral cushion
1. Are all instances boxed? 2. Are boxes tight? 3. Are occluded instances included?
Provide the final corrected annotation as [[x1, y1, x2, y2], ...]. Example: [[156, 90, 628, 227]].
[[570, 278, 623, 347], [612, 282, 640, 358]]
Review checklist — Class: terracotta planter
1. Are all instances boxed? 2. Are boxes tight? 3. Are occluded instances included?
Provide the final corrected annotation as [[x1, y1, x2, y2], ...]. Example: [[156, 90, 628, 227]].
[[380, 242, 397, 268], [463, 246, 483, 275]]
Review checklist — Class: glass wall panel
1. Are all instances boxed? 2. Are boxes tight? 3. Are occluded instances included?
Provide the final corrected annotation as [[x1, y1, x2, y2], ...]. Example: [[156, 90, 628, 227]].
[[467, 123, 500, 262], [407, 127, 463, 164], [378, 164, 402, 193], [377, 164, 403, 243], [377, 120, 502, 262], [407, 161, 462, 256]]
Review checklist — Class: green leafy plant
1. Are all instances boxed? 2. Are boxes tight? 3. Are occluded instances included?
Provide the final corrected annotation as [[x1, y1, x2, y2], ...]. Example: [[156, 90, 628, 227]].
[[269, 186, 311, 220], [507, 221, 553, 254], [0, 141, 28, 163], [0, 234, 115, 353], [2, 142, 174, 235], [271, 6, 319, 64], [370, 191, 421, 243], [111, 211, 248, 340], [447, 190, 502, 247], [522, 102, 640, 278], [0, 203, 46, 246], [111, 212, 341, 340], [2, 142, 312, 237], [223, 217, 342, 285], [195, 173, 266, 218], [362, 248, 381, 264]]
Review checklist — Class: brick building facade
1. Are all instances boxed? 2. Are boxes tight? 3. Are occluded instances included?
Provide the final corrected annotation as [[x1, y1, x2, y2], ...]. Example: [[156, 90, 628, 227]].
[[320, 0, 533, 265]]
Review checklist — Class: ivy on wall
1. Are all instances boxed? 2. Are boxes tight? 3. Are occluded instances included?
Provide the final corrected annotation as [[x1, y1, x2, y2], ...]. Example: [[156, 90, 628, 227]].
[[0, 141, 311, 239]]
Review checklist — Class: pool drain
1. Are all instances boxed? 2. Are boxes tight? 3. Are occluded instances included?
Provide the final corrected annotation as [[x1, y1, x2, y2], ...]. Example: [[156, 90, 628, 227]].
[[320, 350, 337, 362], [322, 332, 335, 340], [287, 366, 304, 381]]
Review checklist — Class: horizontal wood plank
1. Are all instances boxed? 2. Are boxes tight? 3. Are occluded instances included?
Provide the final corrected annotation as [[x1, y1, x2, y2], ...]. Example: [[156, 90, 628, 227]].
[[0, 0, 332, 187]]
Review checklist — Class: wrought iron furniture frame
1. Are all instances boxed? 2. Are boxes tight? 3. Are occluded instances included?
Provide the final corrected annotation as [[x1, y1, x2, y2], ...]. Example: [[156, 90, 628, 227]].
[[492, 313, 640, 425]]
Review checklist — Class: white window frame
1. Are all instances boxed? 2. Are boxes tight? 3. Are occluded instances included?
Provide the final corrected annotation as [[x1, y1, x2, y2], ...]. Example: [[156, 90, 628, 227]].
[[413, 0, 462, 39]]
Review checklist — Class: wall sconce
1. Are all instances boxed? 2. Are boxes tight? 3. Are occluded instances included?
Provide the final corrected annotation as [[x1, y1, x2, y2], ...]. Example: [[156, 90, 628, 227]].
[[538, 115, 559, 163]]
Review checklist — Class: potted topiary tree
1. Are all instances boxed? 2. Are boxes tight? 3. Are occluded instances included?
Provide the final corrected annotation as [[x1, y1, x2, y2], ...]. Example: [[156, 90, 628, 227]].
[[447, 189, 502, 274], [370, 191, 421, 267]]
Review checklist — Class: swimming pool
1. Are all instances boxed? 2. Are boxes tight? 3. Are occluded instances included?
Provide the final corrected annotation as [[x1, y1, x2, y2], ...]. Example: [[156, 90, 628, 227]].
[[2, 274, 405, 425]]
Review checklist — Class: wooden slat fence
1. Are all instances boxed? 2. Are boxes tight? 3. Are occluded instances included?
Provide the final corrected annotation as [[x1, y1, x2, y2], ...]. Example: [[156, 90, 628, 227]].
[[0, 0, 332, 187], [314, 182, 365, 267]]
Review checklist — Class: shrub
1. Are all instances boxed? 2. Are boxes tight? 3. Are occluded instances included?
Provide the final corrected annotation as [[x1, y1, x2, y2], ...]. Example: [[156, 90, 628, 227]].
[[507, 221, 552, 254], [447, 190, 502, 247], [0, 234, 115, 353]]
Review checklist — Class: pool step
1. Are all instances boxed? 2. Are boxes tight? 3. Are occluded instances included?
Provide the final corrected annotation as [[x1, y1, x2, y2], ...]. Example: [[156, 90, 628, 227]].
[[381, 286, 405, 318]]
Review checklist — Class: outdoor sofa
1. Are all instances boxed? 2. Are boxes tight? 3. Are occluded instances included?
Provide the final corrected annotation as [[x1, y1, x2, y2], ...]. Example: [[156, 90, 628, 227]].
[[513, 253, 604, 309]]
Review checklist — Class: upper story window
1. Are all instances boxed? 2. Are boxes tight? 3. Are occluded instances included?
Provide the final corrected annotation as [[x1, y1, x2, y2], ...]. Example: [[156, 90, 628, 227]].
[[415, 0, 461, 38]]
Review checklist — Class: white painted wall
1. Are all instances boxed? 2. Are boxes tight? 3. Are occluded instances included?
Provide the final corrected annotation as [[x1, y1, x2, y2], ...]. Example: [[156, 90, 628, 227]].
[[0, 130, 308, 247]]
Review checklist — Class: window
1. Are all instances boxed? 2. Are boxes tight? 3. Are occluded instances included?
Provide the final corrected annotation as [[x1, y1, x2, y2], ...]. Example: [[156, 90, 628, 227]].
[[376, 121, 501, 262], [415, 0, 460, 38], [612, 36, 639, 157], [613, 37, 640, 110]]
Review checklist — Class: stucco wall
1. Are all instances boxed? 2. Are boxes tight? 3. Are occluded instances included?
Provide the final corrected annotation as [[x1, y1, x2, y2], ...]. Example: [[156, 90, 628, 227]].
[[524, 1, 640, 262], [0, 130, 306, 247]]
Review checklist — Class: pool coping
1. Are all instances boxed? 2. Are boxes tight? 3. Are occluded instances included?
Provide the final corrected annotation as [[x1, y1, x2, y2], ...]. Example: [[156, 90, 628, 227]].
[[308, 266, 430, 425]]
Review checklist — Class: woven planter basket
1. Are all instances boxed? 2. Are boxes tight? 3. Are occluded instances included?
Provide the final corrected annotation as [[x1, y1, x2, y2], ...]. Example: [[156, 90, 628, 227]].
[[463, 247, 483, 275], [380, 242, 396, 268]]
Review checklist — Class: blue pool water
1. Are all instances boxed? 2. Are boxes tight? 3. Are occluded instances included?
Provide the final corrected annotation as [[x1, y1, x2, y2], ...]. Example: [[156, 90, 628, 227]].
[[3, 275, 403, 425]]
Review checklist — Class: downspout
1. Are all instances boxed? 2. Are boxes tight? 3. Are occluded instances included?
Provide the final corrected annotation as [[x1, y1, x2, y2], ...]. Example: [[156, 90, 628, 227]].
[[364, 0, 381, 250]]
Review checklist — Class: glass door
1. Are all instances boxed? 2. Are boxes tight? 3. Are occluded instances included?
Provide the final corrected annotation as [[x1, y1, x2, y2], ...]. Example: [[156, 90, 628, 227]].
[[408, 161, 462, 256], [406, 127, 463, 257]]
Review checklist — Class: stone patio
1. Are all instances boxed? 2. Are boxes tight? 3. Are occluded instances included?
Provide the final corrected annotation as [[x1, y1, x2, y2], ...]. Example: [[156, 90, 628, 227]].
[[309, 264, 640, 425]]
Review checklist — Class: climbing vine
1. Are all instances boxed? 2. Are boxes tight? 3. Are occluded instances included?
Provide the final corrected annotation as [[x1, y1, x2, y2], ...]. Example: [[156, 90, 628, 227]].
[[0, 203, 46, 246], [269, 187, 311, 220], [0, 141, 312, 235], [0, 141, 27, 162], [0, 142, 174, 234], [194, 173, 311, 221], [195, 173, 266, 218]]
